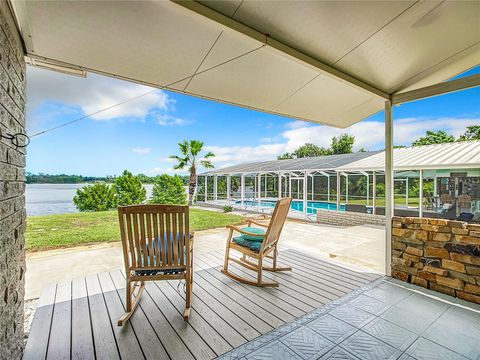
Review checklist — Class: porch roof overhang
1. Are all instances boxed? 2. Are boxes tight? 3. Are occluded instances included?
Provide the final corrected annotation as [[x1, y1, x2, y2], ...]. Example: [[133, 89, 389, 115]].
[[10, 0, 480, 128], [336, 140, 480, 172]]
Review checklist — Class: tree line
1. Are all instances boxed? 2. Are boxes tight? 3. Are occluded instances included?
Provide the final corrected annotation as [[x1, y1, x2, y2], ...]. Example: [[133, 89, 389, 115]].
[[277, 125, 480, 160], [26, 172, 191, 185]]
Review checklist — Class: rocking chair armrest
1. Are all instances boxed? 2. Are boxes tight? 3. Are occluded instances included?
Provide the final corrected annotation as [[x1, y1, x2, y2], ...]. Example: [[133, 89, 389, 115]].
[[247, 219, 270, 228], [226, 225, 266, 238]]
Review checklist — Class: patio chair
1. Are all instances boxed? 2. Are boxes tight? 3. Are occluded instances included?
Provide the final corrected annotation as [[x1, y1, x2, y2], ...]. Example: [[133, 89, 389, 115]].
[[222, 197, 292, 287], [117, 204, 193, 326]]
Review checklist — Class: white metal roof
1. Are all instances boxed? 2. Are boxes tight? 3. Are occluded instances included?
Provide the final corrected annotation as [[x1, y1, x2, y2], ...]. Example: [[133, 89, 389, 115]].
[[200, 141, 480, 175], [336, 141, 480, 171], [11, 0, 480, 128], [201, 151, 380, 175]]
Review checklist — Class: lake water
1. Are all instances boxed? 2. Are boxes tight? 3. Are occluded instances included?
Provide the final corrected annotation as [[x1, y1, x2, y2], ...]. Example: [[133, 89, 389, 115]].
[[26, 184, 154, 216]]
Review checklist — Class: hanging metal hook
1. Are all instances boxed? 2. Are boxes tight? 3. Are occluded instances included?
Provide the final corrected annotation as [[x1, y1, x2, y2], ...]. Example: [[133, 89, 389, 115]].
[[0, 128, 30, 148]]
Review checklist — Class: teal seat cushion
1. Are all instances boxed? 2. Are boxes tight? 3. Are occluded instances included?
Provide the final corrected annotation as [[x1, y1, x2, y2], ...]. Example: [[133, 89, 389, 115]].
[[240, 227, 265, 242], [233, 236, 263, 252]]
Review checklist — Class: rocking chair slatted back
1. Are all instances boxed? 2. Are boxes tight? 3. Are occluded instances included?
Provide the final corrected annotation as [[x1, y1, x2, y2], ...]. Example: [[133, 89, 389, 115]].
[[118, 205, 190, 271], [261, 197, 292, 253]]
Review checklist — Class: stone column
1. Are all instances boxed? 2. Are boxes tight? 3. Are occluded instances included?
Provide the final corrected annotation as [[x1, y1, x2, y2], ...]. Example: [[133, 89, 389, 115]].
[[0, 3, 27, 357]]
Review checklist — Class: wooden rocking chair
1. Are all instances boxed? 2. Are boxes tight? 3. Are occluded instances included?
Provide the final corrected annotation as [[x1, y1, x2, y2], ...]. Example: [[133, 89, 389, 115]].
[[222, 197, 292, 287], [117, 204, 193, 326]]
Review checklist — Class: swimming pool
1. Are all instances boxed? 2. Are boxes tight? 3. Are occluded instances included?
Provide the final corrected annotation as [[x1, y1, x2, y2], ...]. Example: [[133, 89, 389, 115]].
[[235, 200, 345, 214]]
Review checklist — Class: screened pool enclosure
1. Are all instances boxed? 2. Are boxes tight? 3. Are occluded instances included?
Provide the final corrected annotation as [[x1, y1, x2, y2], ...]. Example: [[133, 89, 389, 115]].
[[196, 141, 480, 221]]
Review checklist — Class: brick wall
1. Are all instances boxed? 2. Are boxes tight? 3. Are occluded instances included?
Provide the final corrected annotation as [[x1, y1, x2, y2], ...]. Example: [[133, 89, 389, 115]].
[[316, 209, 385, 226], [0, 2, 27, 358], [392, 217, 480, 304]]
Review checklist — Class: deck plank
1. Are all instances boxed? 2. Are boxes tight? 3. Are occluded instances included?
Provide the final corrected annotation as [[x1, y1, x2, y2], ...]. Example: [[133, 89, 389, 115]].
[[207, 251, 329, 306], [113, 270, 195, 360], [97, 272, 144, 359], [85, 274, 120, 360], [143, 280, 220, 359], [47, 280, 71, 360], [195, 270, 283, 334], [71, 277, 95, 360], [105, 271, 170, 360], [24, 283, 57, 360], [25, 249, 378, 360], [196, 252, 306, 318]]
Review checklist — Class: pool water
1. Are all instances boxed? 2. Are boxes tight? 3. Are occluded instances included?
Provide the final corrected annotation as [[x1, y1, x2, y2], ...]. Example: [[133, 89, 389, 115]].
[[235, 200, 345, 214]]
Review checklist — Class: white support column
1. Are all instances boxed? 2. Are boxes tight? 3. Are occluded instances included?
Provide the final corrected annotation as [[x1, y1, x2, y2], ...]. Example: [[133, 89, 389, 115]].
[[278, 173, 282, 199], [419, 170, 424, 217], [257, 173, 261, 199], [240, 174, 245, 202], [433, 174, 438, 196], [385, 100, 394, 277], [366, 173, 370, 206], [303, 172, 308, 220], [205, 176, 208, 202], [336, 172, 341, 211], [213, 175, 218, 201], [345, 174, 349, 204], [227, 175, 231, 201], [372, 171, 376, 215], [311, 175, 315, 201], [327, 175, 330, 202], [289, 175, 292, 198], [265, 174, 268, 198], [406, 177, 409, 208]]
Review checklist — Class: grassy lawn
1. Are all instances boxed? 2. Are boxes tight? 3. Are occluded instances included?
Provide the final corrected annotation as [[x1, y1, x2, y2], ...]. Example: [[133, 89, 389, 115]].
[[26, 208, 244, 252]]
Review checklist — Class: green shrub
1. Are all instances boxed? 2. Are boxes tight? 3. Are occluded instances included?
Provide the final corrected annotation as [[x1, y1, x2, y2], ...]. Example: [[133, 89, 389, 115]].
[[223, 205, 233, 213], [151, 174, 187, 204], [114, 170, 147, 206], [73, 183, 118, 211]]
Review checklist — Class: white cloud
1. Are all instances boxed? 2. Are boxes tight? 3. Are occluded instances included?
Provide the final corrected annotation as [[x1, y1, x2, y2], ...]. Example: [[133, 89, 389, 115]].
[[205, 144, 287, 165], [27, 66, 172, 121], [155, 113, 192, 126], [132, 147, 151, 154]]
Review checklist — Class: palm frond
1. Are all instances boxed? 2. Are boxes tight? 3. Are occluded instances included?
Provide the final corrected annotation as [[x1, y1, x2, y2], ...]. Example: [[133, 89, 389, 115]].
[[190, 140, 204, 156], [203, 151, 215, 158], [200, 160, 215, 169], [178, 140, 189, 156]]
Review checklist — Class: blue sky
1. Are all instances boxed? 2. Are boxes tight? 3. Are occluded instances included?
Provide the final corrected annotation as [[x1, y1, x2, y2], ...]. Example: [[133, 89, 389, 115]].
[[26, 66, 479, 177]]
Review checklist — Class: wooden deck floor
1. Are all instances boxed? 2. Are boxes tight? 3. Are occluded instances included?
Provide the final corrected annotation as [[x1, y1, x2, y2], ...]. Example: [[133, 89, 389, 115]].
[[24, 249, 380, 360]]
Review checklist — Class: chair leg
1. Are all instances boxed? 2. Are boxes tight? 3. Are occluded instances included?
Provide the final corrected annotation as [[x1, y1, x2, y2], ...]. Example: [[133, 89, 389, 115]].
[[257, 257, 263, 286], [118, 280, 144, 326], [271, 246, 292, 272], [184, 274, 192, 320], [223, 230, 232, 273]]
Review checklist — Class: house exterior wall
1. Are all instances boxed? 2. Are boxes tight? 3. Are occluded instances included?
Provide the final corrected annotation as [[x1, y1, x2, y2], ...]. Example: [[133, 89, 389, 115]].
[[391, 217, 480, 304], [0, 2, 27, 358]]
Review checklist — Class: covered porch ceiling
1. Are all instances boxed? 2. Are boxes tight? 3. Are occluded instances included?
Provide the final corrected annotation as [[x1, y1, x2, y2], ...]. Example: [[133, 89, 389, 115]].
[[10, 0, 480, 128]]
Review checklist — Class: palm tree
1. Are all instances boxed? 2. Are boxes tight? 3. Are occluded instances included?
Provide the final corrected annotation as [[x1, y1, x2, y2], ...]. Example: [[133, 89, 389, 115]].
[[170, 140, 214, 205]]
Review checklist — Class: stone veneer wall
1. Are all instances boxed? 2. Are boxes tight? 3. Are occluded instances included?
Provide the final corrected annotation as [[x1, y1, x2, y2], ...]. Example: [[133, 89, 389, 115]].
[[392, 216, 480, 304], [0, 2, 27, 358], [316, 209, 385, 226]]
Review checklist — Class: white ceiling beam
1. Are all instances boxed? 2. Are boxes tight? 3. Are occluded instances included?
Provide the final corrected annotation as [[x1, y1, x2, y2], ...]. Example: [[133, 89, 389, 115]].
[[171, 0, 390, 100], [392, 74, 480, 105]]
